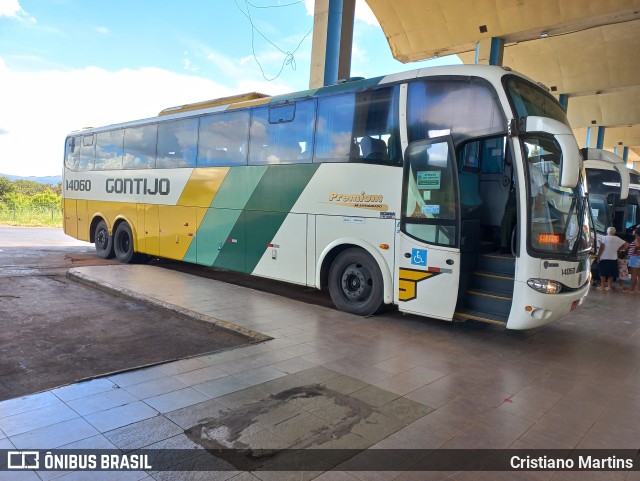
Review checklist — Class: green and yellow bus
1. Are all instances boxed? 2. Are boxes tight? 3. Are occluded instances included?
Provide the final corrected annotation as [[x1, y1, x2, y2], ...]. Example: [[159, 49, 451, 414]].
[[63, 65, 592, 329]]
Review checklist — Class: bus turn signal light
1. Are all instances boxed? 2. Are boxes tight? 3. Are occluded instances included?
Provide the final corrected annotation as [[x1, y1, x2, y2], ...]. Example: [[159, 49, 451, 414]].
[[379, 244, 389, 250]]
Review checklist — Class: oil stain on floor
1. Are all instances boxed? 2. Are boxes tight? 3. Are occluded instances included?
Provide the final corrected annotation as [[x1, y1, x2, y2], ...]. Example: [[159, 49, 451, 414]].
[[181, 370, 433, 472]]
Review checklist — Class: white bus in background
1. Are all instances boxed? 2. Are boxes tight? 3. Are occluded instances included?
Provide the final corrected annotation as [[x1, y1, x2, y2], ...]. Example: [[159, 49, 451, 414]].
[[584, 148, 640, 240], [63, 65, 592, 330]]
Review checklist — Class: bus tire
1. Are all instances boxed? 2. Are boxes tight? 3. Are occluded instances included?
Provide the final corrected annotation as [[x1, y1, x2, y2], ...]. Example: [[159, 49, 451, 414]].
[[113, 222, 137, 264], [328, 248, 385, 316], [94, 220, 114, 259]]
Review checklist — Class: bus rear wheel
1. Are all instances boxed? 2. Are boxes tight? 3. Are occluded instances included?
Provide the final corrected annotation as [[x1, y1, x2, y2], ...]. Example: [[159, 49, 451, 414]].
[[328, 248, 384, 316], [94, 220, 114, 259], [113, 222, 137, 264]]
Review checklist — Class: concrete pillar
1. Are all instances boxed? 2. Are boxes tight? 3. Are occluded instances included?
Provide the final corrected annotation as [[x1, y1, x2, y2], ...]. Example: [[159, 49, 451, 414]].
[[596, 126, 605, 149], [337, 0, 355, 82], [558, 94, 568, 111], [585, 127, 592, 148], [309, 0, 355, 89], [489, 37, 504, 66], [623, 146, 629, 161], [475, 37, 504, 66]]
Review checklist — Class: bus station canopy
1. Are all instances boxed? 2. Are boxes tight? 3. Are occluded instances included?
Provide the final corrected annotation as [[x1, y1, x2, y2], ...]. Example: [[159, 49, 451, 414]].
[[365, 0, 640, 161]]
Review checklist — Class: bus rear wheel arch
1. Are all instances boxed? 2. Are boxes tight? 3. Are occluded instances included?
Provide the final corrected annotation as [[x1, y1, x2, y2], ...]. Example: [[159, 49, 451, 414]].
[[93, 219, 114, 259], [328, 247, 385, 316], [113, 221, 138, 264]]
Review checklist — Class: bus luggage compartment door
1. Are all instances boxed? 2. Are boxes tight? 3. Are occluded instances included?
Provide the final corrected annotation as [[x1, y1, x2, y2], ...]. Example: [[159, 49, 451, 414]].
[[63, 199, 77, 238]]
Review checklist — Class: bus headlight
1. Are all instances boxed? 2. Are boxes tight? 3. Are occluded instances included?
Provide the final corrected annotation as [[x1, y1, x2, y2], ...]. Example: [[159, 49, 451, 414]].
[[527, 278, 562, 294]]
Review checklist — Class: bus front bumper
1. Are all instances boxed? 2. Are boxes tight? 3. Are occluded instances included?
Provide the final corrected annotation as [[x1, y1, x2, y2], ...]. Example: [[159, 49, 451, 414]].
[[506, 276, 591, 330]]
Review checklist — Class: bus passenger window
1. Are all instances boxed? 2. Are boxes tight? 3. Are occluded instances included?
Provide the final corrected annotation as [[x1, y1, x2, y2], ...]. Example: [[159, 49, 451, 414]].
[[95, 130, 124, 170], [198, 110, 250, 167], [157, 118, 198, 169], [360, 136, 387, 161], [78, 135, 95, 171], [65, 137, 80, 170], [249, 99, 315, 165], [315, 94, 357, 162], [123, 124, 157, 170], [315, 87, 399, 165]]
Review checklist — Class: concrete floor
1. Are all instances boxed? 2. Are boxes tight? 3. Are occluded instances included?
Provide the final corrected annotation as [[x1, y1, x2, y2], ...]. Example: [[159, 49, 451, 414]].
[[1, 235, 640, 479]]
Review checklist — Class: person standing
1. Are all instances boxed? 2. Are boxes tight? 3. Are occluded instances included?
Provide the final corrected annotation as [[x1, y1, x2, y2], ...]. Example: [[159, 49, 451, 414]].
[[596, 227, 629, 291], [617, 250, 630, 290], [626, 228, 640, 293]]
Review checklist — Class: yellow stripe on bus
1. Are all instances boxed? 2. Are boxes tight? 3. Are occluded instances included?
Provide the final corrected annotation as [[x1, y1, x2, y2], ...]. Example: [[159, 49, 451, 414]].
[[177, 167, 230, 208], [398, 268, 435, 302], [155, 167, 232, 261]]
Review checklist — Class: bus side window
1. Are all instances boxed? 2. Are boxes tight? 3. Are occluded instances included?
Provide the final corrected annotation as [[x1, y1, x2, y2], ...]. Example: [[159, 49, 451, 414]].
[[78, 134, 95, 171], [356, 87, 399, 165], [315, 93, 357, 162], [198, 110, 250, 167], [65, 137, 80, 171], [123, 124, 157, 170], [360, 135, 387, 161], [157, 118, 198, 169], [95, 130, 124, 170], [249, 99, 315, 165], [315, 87, 399, 165], [407, 78, 505, 143]]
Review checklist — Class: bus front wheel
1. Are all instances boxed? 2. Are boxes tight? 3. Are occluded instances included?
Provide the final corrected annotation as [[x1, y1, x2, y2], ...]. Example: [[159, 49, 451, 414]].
[[328, 248, 384, 316], [94, 220, 114, 259], [113, 222, 137, 264]]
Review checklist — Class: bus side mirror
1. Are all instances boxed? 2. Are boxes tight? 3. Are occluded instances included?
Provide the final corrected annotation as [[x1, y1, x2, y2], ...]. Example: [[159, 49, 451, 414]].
[[523, 117, 581, 188], [556, 134, 580, 188]]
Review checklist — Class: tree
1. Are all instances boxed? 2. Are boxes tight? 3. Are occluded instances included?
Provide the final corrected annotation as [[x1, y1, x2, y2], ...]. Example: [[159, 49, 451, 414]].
[[3, 192, 30, 209], [31, 189, 61, 207], [13, 179, 48, 196], [0, 177, 14, 198]]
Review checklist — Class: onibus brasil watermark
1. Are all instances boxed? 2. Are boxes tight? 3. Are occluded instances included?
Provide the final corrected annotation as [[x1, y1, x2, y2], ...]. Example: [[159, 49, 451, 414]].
[[2, 449, 639, 472], [5, 451, 151, 471]]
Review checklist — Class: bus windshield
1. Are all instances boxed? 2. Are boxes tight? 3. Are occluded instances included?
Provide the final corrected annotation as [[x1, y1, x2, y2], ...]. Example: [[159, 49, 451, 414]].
[[524, 135, 591, 255], [586, 168, 622, 196], [504, 76, 570, 128], [589, 195, 609, 235]]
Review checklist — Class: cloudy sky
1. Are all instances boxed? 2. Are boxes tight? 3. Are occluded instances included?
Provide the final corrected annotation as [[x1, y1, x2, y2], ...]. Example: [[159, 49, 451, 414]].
[[0, 0, 460, 176]]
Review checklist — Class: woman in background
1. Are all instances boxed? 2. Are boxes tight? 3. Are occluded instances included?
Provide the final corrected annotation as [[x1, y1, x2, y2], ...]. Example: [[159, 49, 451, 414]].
[[596, 227, 629, 291], [626, 228, 640, 293]]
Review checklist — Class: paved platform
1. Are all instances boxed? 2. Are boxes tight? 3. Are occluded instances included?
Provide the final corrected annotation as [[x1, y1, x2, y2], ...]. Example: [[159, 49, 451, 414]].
[[1, 263, 640, 480]]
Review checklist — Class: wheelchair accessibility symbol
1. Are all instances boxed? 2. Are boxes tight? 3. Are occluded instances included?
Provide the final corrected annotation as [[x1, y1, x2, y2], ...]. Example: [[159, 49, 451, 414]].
[[411, 248, 427, 266]]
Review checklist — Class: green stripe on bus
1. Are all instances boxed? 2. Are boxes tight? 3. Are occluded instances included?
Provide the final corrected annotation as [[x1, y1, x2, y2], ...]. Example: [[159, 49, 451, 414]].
[[243, 164, 319, 273], [186, 166, 268, 268], [213, 164, 319, 273], [211, 166, 269, 209]]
